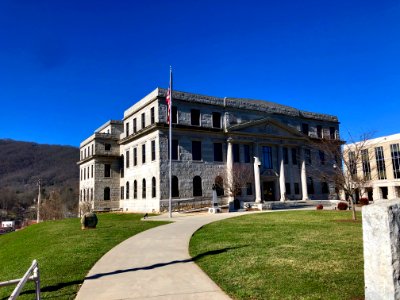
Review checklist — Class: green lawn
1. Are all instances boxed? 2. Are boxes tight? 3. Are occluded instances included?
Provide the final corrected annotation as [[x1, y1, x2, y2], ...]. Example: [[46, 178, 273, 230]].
[[0, 213, 167, 299], [190, 210, 364, 300]]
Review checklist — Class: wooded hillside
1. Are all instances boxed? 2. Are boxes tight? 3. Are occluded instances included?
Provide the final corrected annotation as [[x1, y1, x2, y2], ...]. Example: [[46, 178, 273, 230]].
[[0, 139, 79, 221]]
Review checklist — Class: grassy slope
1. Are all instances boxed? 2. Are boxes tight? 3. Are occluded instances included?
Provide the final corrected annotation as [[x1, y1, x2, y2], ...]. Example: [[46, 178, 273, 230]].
[[0, 214, 167, 299], [190, 211, 363, 300]]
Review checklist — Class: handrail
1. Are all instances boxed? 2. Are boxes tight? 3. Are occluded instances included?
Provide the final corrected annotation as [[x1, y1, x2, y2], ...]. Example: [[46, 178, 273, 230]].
[[0, 260, 40, 300]]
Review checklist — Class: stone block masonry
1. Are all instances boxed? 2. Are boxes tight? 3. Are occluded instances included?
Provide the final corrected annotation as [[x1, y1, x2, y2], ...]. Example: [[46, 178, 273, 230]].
[[362, 199, 400, 300]]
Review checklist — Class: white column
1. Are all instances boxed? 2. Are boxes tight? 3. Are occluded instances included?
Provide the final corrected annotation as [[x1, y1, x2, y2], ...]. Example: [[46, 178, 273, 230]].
[[279, 145, 286, 202], [254, 156, 262, 203], [226, 138, 234, 203], [373, 187, 380, 201], [288, 148, 294, 199], [300, 147, 309, 200]]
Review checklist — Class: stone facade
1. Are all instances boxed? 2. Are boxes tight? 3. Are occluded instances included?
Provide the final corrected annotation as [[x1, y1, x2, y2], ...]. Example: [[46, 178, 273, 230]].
[[78, 88, 341, 213]]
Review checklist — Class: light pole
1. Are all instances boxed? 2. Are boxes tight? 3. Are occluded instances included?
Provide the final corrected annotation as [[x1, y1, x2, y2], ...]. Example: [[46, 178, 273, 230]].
[[37, 179, 41, 223]]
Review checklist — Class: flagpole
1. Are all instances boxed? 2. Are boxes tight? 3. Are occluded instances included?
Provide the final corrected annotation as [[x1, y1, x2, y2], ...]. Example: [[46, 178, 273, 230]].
[[168, 66, 172, 218]]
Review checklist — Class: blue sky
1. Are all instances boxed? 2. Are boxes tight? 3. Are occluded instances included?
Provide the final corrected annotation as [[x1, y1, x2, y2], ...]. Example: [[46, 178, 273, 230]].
[[0, 0, 399, 147]]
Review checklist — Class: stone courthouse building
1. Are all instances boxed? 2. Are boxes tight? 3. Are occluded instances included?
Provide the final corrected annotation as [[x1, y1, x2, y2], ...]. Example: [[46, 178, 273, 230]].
[[78, 88, 341, 213]]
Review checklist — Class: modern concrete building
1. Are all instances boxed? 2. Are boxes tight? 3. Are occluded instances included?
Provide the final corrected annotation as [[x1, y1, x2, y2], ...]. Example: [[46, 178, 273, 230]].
[[344, 133, 400, 201], [78, 88, 341, 213]]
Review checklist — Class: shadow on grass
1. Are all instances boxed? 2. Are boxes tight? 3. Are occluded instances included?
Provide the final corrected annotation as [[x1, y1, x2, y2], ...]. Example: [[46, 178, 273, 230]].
[[86, 245, 247, 280], [1, 279, 84, 299]]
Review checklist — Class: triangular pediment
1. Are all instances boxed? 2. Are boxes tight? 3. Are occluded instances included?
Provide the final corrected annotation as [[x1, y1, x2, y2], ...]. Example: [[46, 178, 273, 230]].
[[227, 117, 306, 140]]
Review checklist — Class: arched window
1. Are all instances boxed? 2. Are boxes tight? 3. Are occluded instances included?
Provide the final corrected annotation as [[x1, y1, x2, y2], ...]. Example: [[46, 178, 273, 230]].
[[134, 180, 137, 199], [126, 181, 130, 199], [142, 179, 146, 199], [104, 187, 110, 200], [215, 176, 224, 196], [120, 155, 124, 178], [152, 177, 156, 198], [193, 176, 202, 197], [172, 176, 179, 197]]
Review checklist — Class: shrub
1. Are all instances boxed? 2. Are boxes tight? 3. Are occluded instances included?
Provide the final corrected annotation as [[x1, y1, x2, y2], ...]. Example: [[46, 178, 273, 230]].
[[316, 204, 323, 210], [359, 198, 369, 206], [337, 202, 348, 210]]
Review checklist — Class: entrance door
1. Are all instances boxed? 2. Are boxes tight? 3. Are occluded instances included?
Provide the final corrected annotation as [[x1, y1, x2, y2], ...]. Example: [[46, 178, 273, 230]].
[[263, 181, 275, 201]]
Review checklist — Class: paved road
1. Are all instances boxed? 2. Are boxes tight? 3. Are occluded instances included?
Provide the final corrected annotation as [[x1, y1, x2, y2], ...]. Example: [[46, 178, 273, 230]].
[[76, 211, 254, 300]]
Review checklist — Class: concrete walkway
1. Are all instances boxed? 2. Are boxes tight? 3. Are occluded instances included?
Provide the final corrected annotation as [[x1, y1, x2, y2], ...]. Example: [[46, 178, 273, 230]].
[[76, 211, 255, 300]]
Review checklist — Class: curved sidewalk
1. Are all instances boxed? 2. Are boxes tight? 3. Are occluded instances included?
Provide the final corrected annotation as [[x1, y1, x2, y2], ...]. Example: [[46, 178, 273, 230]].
[[76, 211, 253, 300]]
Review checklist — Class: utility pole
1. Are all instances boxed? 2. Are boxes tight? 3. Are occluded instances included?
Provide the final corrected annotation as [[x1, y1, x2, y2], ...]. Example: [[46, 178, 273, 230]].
[[37, 179, 41, 223]]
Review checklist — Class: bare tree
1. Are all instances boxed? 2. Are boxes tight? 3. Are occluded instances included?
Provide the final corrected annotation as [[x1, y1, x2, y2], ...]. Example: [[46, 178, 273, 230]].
[[223, 164, 254, 200], [311, 132, 376, 220]]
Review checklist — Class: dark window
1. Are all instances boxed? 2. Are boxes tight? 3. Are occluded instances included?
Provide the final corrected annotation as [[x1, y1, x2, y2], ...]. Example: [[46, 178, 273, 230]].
[[151, 140, 156, 161], [151, 107, 155, 124], [105, 143, 111, 151], [133, 118, 137, 133], [362, 149, 371, 180], [391, 144, 400, 179], [172, 106, 178, 124], [283, 147, 288, 164], [262, 146, 273, 169], [91, 165, 94, 178], [292, 148, 298, 165], [317, 125, 322, 138], [170, 139, 178, 160], [235, 183, 242, 196], [212, 112, 221, 128], [84, 168, 86, 180], [322, 182, 329, 194], [191, 109, 200, 126], [141, 113, 145, 129], [104, 164, 111, 177], [244, 145, 251, 163], [121, 186, 124, 200], [307, 177, 314, 194], [91, 188, 93, 201], [215, 176, 224, 196], [134, 148, 137, 166], [214, 143, 223, 162], [142, 179, 146, 198], [126, 182, 130, 199], [126, 150, 130, 168], [319, 151, 325, 165], [120, 155, 124, 178], [302, 123, 309, 136], [92, 144, 94, 155], [142, 144, 146, 164], [330, 127, 336, 139], [193, 176, 202, 196], [246, 183, 253, 195], [294, 183, 300, 194], [172, 176, 179, 197], [233, 144, 240, 163], [192, 141, 202, 161], [152, 177, 156, 198], [285, 183, 291, 195], [375, 146, 387, 180], [104, 187, 110, 200], [126, 122, 130, 136], [305, 149, 312, 165], [134, 180, 137, 199], [349, 151, 357, 176]]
